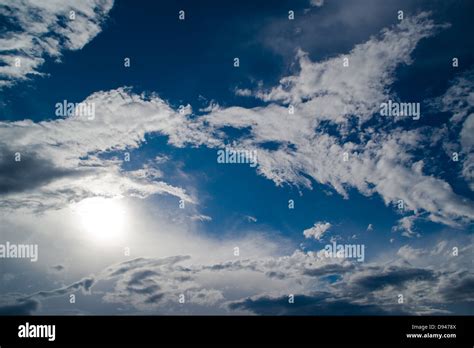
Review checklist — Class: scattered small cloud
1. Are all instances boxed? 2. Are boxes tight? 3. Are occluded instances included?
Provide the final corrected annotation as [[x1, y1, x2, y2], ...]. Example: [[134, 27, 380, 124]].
[[303, 222, 331, 240]]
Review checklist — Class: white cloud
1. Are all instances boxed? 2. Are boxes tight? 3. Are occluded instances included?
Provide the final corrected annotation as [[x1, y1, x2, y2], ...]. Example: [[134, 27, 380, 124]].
[[252, 13, 442, 121], [190, 214, 212, 222], [2, 231, 471, 315], [5, 13, 465, 226], [460, 115, 474, 152], [0, 0, 114, 87], [0, 88, 195, 212], [433, 69, 474, 190], [436, 69, 474, 123], [0, 175, 471, 315], [397, 245, 427, 260], [181, 13, 473, 229], [310, 0, 324, 7], [0, 3, 472, 317], [392, 216, 419, 238], [460, 114, 474, 189], [303, 222, 331, 240], [246, 215, 257, 223]]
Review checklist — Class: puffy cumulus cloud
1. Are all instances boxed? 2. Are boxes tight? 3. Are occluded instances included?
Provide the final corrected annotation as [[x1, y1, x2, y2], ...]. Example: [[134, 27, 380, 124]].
[[173, 13, 472, 230], [303, 221, 331, 240], [0, 0, 114, 87], [0, 88, 195, 212]]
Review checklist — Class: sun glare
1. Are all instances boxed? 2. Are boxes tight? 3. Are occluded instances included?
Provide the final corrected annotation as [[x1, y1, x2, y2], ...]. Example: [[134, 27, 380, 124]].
[[74, 197, 127, 244]]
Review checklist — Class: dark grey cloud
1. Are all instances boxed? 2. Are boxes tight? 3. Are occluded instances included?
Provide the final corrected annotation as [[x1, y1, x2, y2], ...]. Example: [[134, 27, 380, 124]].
[[105, 256, 191, 277], [202, 260, 259, 273], [354, 267, 437, 290], [0, 298, 39, 315], [127, 284, 161, 296], [102, 255, 207, 309], [229, 292, 405, 315], [303, 263, 355, 277], [145, 293, 165, 304], [51, 264, 65, 272], [0, 145, 83, 195], [440, 275, 474, 303], [0, 245, 471, 315], [124, 269, 162, 296], [127, 270, 160, 286], [29, 277, 95, 299], [0, 277, 96, 315], [265, 271, 286, 279]]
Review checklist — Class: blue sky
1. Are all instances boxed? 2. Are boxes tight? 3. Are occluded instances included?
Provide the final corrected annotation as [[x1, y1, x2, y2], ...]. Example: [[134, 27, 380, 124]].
[[0, 0, 473, 315]]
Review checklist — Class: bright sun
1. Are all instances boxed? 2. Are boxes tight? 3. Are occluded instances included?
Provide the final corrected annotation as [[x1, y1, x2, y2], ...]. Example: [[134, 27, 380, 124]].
[[74, 197, 127, 244]]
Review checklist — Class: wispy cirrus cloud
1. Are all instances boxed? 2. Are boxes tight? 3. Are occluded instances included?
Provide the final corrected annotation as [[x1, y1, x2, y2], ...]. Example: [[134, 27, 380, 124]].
[[433, 69, 474, 190], [0, 0, 114, 87], [174, 13, 473, 231]]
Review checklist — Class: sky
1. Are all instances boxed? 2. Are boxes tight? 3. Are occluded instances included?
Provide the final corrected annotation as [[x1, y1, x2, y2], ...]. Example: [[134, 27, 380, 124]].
[[0, 0, 473, 315]]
